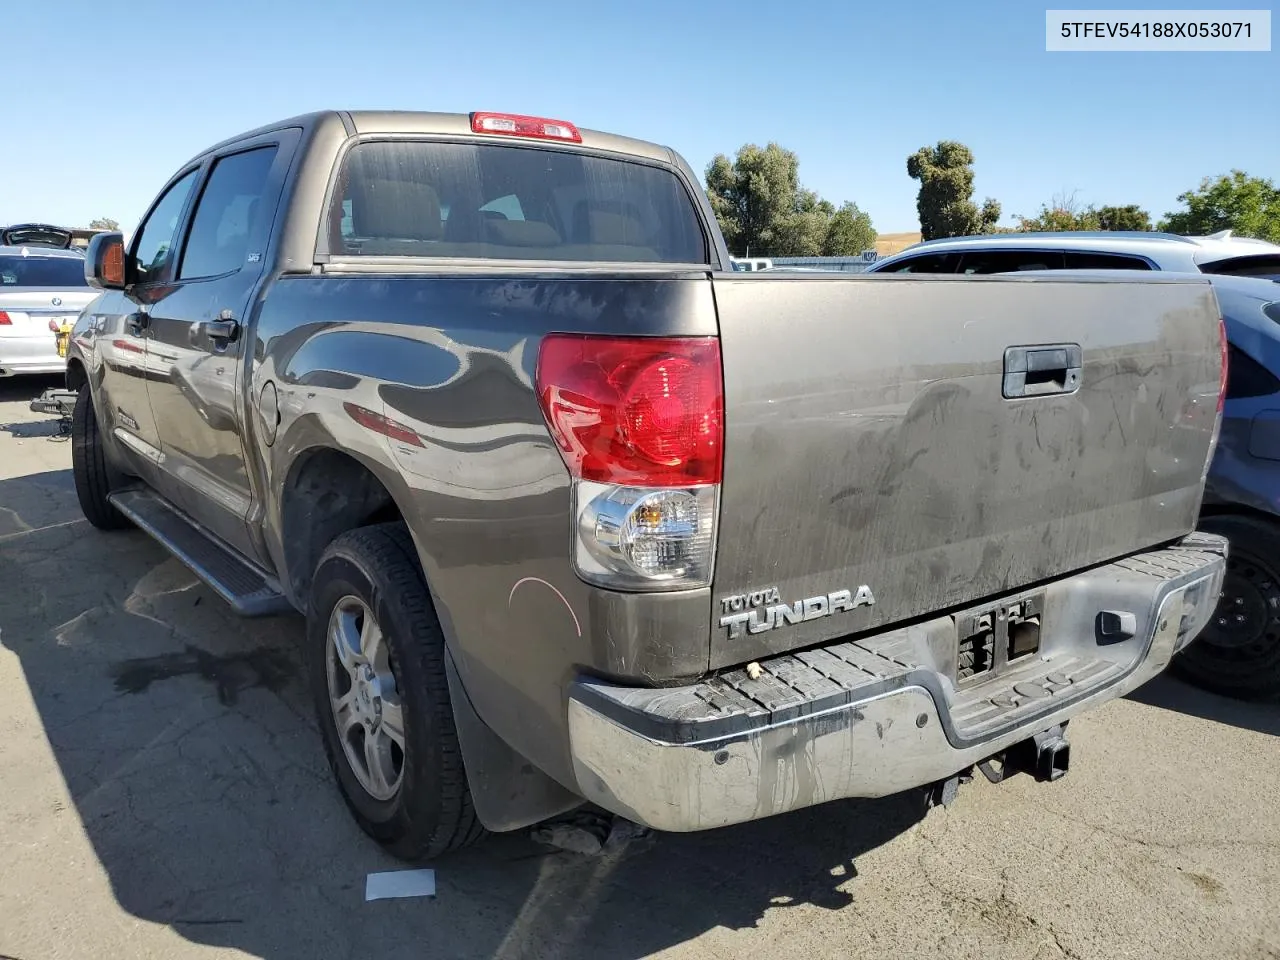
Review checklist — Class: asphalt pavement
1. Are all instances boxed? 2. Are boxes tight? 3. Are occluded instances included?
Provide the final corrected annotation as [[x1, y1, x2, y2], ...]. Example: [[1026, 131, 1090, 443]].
[[1, 374, 1278, 960]]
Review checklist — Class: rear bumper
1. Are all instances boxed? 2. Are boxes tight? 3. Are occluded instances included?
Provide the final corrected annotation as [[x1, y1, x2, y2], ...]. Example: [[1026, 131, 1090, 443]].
[[567, 534, 1226, 832], [0, 334, 63, 376]]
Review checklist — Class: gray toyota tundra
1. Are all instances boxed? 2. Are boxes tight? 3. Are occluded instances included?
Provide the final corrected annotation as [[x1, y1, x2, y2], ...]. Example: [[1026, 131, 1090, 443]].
[[66, 109, 1228, 860]]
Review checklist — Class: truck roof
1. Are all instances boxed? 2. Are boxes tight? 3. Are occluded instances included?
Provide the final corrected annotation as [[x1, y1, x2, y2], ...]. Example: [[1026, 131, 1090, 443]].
[[185, 110, 677, 169]]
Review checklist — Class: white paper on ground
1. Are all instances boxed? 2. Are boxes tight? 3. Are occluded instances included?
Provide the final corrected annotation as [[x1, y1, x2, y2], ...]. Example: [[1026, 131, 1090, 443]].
[[365, 869, 437, 901]]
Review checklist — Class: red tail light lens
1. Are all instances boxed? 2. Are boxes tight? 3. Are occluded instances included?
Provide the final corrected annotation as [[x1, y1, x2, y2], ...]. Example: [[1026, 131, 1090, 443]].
[[0, 311, 10, 325], [1218, 317, 1229, 413], [536, 335, 723, 487]]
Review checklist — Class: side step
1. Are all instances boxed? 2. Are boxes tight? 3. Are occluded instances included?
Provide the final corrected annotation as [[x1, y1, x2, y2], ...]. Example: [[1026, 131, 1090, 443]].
[[108, 488, 293, 617]]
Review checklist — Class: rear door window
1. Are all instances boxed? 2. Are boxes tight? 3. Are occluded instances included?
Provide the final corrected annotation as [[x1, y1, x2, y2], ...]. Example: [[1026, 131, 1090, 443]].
[[881, 252, 961, 273], [329, 140, 708, 264], [958, 250, 1067, 274]]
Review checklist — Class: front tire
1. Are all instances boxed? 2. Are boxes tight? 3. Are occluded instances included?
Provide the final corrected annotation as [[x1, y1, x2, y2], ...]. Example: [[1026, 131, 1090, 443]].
[[71, 385, 131, 530], [1174, 514, 1280, 700], [308, 523, 484, 860]]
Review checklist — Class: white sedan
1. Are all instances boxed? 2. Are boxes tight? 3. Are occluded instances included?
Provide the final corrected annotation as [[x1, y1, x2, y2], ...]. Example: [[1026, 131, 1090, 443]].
[[0, 245, 99, 377]]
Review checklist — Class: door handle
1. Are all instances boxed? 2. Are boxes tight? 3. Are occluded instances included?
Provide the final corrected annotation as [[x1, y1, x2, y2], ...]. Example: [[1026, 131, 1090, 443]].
[[1003, 344, 1082, 399], [192, 315, 241, 346]]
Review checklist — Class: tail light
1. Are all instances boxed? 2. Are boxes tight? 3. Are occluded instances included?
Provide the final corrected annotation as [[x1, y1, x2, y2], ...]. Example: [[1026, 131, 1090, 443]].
[[536, 334, 723, 591], [0, 311, 10, 325]]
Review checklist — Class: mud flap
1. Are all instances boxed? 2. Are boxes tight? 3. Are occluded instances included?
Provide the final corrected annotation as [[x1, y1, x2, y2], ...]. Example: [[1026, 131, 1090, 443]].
[[443, 645, 583, 832]]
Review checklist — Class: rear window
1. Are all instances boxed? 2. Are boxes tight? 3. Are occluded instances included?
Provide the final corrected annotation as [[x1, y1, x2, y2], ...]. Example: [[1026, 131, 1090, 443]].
[[1200, 254, 1280, 281], [328, 140, 708, 264], [0, 255, 87, 287]]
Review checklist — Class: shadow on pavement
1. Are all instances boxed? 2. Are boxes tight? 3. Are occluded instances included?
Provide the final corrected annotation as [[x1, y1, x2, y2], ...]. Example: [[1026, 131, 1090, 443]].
[[0, 467, 927, 960], [1128, 673, 1280, 737], [0, 372, 62, 403]]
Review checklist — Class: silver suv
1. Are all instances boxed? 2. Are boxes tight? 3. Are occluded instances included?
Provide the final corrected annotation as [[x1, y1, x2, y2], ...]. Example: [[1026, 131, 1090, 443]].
[[869, 229, 1280, 278]]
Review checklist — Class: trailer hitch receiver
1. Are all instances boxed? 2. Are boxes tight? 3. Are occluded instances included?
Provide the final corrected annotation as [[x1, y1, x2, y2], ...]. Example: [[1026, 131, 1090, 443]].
[[977, 723, 1070, 784]]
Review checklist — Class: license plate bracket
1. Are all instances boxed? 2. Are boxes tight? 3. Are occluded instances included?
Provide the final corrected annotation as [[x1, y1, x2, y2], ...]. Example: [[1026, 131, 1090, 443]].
[[954, 592, 1045, 685]]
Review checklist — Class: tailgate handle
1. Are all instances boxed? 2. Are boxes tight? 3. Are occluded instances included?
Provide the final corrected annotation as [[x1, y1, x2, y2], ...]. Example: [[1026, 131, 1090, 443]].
[[1003, 344, 1082, 399]]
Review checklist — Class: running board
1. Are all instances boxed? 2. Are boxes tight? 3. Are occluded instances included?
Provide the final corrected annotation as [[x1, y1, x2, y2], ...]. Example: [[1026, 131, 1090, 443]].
[[108, 488, 293, 617]]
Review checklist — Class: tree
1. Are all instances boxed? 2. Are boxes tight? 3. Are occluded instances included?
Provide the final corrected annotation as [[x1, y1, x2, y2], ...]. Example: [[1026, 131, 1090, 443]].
[[1015, 192, 1152, 232], [823, 201, 877, 256], [705, 144, 875, 257], [906, 141, 1001, 240], [1096, 205, 1152, 231], [1016, 190, 1097, 231], [705, 144, 801, 256], [88, 217, 119, 231], [1159, 171, 1280, 242]]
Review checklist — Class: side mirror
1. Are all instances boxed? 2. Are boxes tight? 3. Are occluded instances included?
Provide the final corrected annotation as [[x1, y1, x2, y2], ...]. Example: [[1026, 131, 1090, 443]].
[[86, 232, 126, 290]]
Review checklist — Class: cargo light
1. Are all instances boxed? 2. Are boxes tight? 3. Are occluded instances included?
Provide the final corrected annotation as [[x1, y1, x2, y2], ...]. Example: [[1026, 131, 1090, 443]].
[[536, 334, 723, 591], [470, 112, 582, 143]]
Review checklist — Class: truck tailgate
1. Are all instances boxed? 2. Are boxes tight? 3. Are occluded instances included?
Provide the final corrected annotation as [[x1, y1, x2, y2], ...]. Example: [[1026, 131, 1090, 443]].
[[710, 273, 1222, 668]]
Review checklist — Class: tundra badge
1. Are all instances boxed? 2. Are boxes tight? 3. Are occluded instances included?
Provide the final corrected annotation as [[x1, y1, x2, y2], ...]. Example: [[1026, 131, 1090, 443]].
[[719, 585, 875, 639]]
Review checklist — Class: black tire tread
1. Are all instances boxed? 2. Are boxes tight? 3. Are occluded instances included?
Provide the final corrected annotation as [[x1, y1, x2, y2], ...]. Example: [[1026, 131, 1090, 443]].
[[71, 385, 130, 531], [313, 523, 485, 858], [1174, 514, 1280, 700]]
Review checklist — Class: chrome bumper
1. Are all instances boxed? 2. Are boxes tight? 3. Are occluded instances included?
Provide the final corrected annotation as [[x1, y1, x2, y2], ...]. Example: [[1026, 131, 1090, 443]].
[[567, 535, 1226, 832]]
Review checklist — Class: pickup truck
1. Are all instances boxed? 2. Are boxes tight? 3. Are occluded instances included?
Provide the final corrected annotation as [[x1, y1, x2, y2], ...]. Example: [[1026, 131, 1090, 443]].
[[67, 109, 1229, 861]]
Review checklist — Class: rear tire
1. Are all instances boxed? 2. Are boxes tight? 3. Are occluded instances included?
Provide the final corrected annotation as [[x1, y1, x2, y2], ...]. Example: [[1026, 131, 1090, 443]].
[[71, 385, 131, 531], [1174, 514, 1280, 700], [308, 523, 485, 860]]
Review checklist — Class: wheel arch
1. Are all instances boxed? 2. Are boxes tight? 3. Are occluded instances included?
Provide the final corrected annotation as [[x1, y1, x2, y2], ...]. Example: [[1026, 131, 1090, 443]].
[[65, 356, 87, 393], [277, 443, 408, 604]]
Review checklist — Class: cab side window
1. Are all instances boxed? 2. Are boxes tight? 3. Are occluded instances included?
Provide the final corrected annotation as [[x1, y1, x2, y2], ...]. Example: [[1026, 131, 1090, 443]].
[[179, 147, 278, 280], [131, 169, 199, 285]]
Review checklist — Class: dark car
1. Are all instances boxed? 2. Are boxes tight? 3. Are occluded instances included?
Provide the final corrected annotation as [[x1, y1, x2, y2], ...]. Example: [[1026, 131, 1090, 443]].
[[1186, 274, 1280, 698]]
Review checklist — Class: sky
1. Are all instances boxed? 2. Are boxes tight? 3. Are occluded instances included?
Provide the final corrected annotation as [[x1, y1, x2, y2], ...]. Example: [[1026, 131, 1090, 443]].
[[4, 0, 1277, 236]]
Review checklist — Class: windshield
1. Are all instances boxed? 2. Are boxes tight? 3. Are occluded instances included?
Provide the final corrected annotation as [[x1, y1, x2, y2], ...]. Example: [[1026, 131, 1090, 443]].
[[330, 140, 709, 264], [0, 254, 88, 287]]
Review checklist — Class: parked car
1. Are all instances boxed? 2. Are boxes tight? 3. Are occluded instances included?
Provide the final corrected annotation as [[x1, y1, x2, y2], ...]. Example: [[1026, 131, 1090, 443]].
[[871, 232, 1280, 698], [0, 245, 98, 377], [868, 229, 1280, 278], [66, 110, 1227, 860]]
